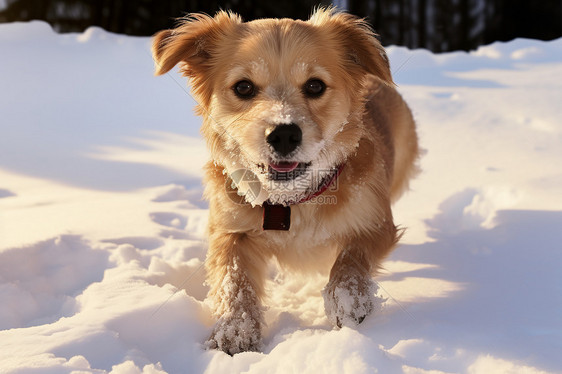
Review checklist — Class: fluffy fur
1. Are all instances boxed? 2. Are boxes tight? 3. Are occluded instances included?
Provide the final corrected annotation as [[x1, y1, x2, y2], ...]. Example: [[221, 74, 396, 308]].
[[152, 7, 419, 355]]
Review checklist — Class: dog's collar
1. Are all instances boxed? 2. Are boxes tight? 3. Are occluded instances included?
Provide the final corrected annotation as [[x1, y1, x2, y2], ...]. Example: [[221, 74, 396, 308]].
[[262, 164, 345, 231]]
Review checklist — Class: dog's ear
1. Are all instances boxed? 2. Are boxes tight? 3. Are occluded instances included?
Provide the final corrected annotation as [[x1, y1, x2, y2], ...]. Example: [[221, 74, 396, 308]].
[[151, 12, 241, 77], [152, 12, 242, 106], [309, 8, 393, 85]]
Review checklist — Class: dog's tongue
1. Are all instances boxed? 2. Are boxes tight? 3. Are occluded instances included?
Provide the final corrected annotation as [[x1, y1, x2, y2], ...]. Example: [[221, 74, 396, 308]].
[[270, 161, 299, 173]]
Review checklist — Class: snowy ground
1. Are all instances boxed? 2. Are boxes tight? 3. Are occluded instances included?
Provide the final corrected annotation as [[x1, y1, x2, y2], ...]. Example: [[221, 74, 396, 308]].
[[1, 21, 561, 374]]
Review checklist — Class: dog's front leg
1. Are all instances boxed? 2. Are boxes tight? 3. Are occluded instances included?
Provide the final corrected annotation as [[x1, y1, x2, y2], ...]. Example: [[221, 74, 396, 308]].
[[323, 224, 398, 328], [205, 232, 266, 355]]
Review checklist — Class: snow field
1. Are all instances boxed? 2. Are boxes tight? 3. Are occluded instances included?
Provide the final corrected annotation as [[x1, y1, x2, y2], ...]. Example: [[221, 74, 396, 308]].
[[1, 21, 561, 373]]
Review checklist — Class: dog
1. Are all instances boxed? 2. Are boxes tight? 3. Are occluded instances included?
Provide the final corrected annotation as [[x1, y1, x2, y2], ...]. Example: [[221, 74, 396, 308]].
[[152, 7, 419, 355]]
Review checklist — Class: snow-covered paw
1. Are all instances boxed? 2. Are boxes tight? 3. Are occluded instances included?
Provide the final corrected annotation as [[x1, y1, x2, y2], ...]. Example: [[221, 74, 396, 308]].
[[322, 272, 379, 328], [206, 312, 262, 355]]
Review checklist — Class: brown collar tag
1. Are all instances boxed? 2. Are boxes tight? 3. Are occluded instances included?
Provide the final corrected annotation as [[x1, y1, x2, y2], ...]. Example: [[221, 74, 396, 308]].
[[262, 202, 291, 230], [261, 164, 345, 231]]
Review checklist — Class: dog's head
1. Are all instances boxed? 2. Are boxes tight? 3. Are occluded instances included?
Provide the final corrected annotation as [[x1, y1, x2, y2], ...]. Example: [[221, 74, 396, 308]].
[[152, 8, 392, 205]]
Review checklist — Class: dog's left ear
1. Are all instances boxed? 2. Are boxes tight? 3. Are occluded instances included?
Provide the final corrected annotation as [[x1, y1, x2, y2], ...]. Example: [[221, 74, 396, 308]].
[[151, 12, 241, 76], [151, 12, 242, 106], [309, 8, 393, 85]]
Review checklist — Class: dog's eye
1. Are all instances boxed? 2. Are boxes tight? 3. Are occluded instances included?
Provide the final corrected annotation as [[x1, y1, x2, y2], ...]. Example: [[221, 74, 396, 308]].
[[233, 80, 255, 99], [303, 79, 326, 98]]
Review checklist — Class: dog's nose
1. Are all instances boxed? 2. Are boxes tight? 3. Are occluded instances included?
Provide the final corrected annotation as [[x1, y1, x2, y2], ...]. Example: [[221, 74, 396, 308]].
[[266, 124, 302, 156]]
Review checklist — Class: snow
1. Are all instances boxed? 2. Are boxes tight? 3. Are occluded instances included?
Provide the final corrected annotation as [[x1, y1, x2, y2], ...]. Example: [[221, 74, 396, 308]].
[[1, 21, 561, 373]]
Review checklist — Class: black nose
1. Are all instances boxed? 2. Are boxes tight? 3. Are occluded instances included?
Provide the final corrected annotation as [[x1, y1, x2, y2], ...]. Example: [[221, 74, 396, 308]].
[[266, 124, 302, 156]]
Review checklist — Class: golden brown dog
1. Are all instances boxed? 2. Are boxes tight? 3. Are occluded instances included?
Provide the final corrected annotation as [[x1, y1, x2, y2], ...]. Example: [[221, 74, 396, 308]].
[[152, 7, 419, 355]]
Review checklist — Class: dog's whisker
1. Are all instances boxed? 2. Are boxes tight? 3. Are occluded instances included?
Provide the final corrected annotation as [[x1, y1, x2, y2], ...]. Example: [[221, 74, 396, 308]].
[[207, 112, 261, 168]]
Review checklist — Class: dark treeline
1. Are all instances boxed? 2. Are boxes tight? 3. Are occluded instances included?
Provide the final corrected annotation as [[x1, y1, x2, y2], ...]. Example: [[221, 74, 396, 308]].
[[349, 0, 562, 52], [0, 0, 560, 52]]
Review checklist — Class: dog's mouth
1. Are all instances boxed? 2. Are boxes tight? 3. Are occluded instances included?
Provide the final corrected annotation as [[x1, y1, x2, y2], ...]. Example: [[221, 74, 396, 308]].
[[270, 161, 299, 173], [258, 161, 310, 181]]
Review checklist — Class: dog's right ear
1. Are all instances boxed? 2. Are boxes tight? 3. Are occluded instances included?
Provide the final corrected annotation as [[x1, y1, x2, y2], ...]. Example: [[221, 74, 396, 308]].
[[309, 7, 393, 86], [151, 12, 242, 77]]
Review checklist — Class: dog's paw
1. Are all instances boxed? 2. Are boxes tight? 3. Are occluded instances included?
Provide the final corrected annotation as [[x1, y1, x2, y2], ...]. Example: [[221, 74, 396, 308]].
[[206, 312, 262, 355], [322, 272, 380, 328]]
